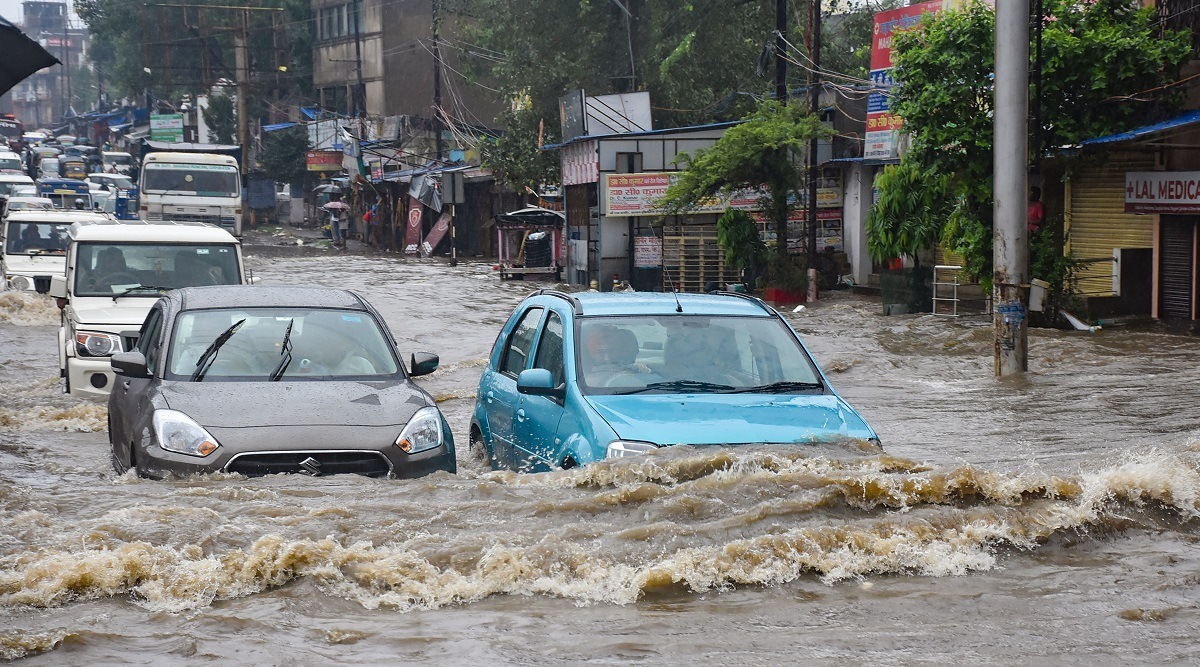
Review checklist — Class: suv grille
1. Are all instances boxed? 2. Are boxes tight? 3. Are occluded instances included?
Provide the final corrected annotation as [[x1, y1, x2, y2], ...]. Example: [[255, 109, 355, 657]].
[[224, 451, 391, 477]]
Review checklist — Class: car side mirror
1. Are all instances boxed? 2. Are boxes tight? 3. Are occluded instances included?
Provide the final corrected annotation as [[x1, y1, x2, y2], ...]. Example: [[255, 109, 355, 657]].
[[49, 274, 67, 298], [410, 352, 439, 377], [517, 368, 565, 399], [111, 351, 151, 378]]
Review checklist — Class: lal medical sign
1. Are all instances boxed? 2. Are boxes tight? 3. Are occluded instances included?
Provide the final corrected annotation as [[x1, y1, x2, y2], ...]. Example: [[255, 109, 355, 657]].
[[865, 1, 943, 160], [1125, 171, 1200, 213]]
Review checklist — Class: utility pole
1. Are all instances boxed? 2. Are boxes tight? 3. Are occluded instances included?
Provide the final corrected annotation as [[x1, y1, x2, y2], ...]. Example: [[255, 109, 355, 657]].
[[432, 0, 444, 162], [993, 0, 1030, 375], [774, 0, 786, 103], [806, 0, 822, 303], [234, 10, 250, 153], [352, 0, 365, 118], [62, 11, 71, 119]]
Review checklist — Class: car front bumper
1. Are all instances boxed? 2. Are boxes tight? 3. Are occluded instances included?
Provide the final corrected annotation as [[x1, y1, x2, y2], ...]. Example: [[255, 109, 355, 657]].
[[66, 356, 116, 398]]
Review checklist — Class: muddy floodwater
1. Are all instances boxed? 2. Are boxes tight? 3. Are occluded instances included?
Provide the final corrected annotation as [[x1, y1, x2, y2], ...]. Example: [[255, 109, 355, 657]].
[[2, 236, 1199, 665]]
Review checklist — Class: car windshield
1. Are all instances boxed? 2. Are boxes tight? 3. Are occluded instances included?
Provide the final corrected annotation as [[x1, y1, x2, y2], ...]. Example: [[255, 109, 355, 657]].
[[73, 242, 241, 296], [0, 157, 21, 172], [165, 307, 400, 381], [575, 315, 823, 395], [104, 154, 133, 165], [142, 163, 239, 197], [102, 176, 134, 189], [43, 192, 90, 209], [0, 181, 31, 196], [5, 221, 70, 254]]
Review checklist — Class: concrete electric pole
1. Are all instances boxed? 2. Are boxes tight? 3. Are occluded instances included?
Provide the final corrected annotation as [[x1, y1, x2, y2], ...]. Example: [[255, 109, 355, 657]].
[[993, 0, 1030, 376]]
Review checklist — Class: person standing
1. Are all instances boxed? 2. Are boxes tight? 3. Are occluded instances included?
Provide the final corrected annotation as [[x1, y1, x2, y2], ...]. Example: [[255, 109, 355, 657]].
[[1027, 186, 1046, 233], [328, 193, 344, 248]]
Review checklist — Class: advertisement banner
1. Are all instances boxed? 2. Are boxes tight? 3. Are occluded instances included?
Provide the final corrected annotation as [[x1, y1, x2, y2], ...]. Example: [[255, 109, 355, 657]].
[[1125, 171, 1200, 213], [306, 150, 343, 172], [369, 159, 383, 181], [404, 198, 424, 255], [604, 172, 843, 216], [149, 113, 184, 143], [421, 211, 452, 257], [866, 1, 942, 160]]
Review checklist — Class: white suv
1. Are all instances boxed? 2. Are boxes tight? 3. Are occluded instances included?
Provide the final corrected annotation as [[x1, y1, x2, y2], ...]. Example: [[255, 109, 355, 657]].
[[50, 219, 251, 397]]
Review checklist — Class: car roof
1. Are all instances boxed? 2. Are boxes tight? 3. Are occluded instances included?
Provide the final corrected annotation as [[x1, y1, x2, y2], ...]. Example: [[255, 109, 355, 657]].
[[531, 291, 776, 317], [171, 285, 367, 312], [69, 219, 240, 243], [5, 210, 108, 223], [0, 174, 34, 183]]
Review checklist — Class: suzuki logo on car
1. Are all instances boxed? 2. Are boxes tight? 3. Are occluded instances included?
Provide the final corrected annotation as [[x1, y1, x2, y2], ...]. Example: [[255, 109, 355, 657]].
[[299, 457, 322, 475]]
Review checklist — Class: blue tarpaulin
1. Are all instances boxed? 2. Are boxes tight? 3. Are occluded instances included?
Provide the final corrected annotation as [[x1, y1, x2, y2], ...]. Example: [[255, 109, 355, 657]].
[[262, 122, 298, 133], [1080, 110, 1200, 146]]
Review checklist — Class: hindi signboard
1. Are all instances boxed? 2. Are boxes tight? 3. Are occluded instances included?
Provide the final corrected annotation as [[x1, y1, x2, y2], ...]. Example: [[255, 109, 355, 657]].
[[865, 1, 942, 160]]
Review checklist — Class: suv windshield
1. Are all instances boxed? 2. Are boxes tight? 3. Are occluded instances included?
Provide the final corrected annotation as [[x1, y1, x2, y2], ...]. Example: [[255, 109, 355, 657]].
[[73, 242, 240, 296], [142, 163, 239, 197], [165, 307, 400, 381], [576, 315, 824, 395], [5, 221, 70, 254]]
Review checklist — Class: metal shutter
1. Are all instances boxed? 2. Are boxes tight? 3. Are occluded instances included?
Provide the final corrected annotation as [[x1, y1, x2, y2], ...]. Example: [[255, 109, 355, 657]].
[[1159, 218, 1195, 320], [1067, 154, 1156, 297]]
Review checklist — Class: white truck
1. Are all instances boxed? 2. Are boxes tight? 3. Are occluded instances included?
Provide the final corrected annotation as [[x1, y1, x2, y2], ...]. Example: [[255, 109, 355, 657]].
[[2, 210, 111, 293], [50, 219, 251, 397], [139, 145, 242, 236]]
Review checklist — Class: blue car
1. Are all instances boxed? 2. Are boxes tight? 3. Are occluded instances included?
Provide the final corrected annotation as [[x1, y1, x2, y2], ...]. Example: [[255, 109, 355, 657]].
[[470, 290, 880, 471]]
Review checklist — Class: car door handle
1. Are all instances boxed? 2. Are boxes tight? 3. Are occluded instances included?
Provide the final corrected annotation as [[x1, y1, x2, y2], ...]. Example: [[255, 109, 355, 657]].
[[486, 390, 494, 404], [121, 381, 130, 391], [516, 408, 525, 422]]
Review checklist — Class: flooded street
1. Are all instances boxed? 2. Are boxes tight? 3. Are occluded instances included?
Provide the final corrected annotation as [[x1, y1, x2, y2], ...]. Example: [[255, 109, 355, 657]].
[[2, 237, 1199, 665]]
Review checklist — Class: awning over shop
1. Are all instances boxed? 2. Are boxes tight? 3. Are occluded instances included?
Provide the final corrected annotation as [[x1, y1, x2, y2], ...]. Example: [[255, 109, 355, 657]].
[[1080, 110, 1200, 147]]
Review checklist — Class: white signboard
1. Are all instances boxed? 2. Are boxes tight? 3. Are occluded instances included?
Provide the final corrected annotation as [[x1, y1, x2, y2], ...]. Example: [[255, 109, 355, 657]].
[[1125, 171, 1200, 213]]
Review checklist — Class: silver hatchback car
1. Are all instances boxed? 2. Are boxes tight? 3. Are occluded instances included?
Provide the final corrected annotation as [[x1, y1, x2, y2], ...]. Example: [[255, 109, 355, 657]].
[[107, 285, 455, 479]]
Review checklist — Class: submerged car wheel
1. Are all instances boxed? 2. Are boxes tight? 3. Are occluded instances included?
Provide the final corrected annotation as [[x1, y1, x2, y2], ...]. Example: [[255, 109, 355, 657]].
[[469, 427, 492, 468]]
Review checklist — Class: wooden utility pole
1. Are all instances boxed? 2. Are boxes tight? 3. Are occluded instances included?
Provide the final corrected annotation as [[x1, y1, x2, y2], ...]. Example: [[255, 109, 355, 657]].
[[234, 10, 250, 156], [775, 0, 786, 103], [806, 0, 822, 303], [993, 0, 1030, 375], [432, 0, 444, 162]]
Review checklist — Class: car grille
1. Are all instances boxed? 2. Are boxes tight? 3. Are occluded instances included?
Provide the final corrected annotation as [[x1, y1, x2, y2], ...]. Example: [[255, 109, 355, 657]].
[[224, 450, 391, 477], [121, 334, 139, 352]]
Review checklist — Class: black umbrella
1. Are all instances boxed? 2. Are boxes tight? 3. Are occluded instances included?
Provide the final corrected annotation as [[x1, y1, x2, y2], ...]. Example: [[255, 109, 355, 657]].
[[0, 15, 61, 97]]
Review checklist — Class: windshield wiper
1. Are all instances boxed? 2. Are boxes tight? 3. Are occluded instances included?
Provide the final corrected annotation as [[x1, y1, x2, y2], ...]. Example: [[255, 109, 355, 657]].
[[616, 379, 735, 395], [268, 318, 295, 381], [112, 284, 173, 300], [190, 318, 246, 382], [729, 381, 824, 394]]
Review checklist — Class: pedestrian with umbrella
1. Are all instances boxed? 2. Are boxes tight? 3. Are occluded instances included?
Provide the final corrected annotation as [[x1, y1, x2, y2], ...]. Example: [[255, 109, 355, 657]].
[[322, 193, 351, 249]]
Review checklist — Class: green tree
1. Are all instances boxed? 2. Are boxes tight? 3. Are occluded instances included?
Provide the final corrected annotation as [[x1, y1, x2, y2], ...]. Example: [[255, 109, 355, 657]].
[[865, 160, 953, 267], [203, 94, 236, 145], [260, 126, 309, 185], [659, 100, 831, 267], [479, 107, 560, 193], [888, 0, 1191, 283]]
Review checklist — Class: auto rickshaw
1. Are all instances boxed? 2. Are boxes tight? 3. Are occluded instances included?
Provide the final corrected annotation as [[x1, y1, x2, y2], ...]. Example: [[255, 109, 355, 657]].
[[61, 157, 87, 180]]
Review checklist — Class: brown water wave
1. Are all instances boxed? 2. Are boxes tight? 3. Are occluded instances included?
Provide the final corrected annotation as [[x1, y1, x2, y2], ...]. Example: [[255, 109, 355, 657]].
[[2, 448, 1197, 616], [0, 291, 60, 326]]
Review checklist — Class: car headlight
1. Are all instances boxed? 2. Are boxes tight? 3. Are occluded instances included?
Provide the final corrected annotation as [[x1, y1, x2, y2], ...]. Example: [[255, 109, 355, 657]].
[[153, 410, 221, 457], [394, 406, 444, 454], [75, 330, 123, 357], [9, 275, 32, 291], [606, 440, 659, 458]]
